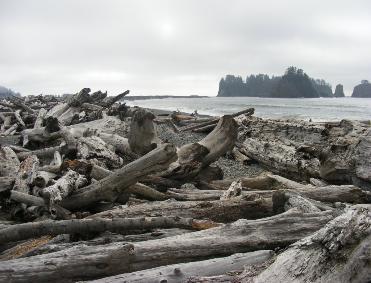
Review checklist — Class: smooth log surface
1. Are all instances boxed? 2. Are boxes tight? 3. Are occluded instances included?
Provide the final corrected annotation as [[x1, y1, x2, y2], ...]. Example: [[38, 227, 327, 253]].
[[86, 250, 274, 283]]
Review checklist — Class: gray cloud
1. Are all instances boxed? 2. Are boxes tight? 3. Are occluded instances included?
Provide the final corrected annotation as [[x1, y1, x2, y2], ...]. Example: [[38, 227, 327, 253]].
[[1, 0, 370, 96]]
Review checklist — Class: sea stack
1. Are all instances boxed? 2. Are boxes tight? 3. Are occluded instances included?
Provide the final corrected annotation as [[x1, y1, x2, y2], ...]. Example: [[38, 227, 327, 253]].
[[352, 80, 371, 98], [334, 84, 345, 97]]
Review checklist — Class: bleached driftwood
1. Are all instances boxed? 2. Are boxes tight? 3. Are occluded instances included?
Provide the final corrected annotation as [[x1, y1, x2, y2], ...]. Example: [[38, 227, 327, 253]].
[[0, 146, 20, 177], [60, 143, 177, 210], [0, 216, 211, 245], [13, 155, 39, 194], [87, 250, 274, 283], [41, 169, 87, 204], [0, 209, 336, 282], [253, 205, 371, 283], [164, 115, 238, 180]]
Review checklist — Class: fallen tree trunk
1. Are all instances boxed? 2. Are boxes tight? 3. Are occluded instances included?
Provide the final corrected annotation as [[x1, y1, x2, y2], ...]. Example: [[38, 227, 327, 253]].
[[0, 209, 336, 282], [93, 197, 274, 222], [0, 216, 212, 245], [60, 143, 177, 210], [87, 250, 274, 283], [179, 108, 254, 132], [163, 115, 238, 180], [253, 205, 371, 283], [41, 170, 87, 204], [240, 117, 371, 188]]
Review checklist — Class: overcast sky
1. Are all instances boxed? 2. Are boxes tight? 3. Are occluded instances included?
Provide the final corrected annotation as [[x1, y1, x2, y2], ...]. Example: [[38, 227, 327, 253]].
[[1, 0, 370, 96]]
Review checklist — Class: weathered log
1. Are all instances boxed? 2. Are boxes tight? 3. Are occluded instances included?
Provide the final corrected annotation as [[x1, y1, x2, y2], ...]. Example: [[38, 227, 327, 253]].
[[208, 174, 274, 191], [77, 136, 123, 168], [0, 209, 336, 282], [98, 90, 129, 108], [31, 171, 56, 188], [240, 117, 371, 188], [16, 146, 60, 161], [19, 229, 192, 259], [94, 132, 138, 159], [13, 155, 39, 194], [41, 170, 88, 204], [0, 146, 20, 177], [21, 127, 62, 146], [220, 180, 242, 200], [0, 217, 212, 245], [33, 108, 47, 129], [309, 177, 328, 187], [3, 123, 18, 135], [60, 143, 177, 210], [166, 183, 371, 204], [93, 197, 273, 222], [87, 250, 274, 283], [14, 110, 25, 128], [272, 191, 322, 213], [128, 108, 158, 155], [179, 108, 254, 132], [127, 183, 168, 201], [164, 115, 238, 180], [253, 206, 371, 283]]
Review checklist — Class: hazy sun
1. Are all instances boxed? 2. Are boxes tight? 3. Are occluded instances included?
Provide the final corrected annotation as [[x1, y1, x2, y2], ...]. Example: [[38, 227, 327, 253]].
[[159, 22, 175, 39]]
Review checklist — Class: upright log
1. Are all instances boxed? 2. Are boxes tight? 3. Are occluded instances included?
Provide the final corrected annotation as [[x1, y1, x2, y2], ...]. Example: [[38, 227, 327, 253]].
[[128, 108, 158, 155]]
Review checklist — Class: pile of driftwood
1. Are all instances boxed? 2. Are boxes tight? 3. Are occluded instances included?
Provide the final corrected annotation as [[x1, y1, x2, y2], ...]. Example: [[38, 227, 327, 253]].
[[0, 90, 370, 283]]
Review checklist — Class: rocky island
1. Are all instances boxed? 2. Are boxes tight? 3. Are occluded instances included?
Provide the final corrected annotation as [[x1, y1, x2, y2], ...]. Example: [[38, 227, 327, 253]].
[[352, 80, 371, 98], [218, 67, 336, 98], [0, 89, 369, 282]]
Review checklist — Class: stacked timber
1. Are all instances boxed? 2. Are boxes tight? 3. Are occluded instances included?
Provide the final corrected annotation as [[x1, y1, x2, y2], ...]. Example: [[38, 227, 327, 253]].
[[0, 91, 370, 283]]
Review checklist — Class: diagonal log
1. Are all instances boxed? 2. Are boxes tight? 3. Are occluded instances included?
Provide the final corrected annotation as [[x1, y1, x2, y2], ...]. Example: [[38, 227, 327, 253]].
[[60, 143, 177, 210], [163, 115, 238, 180], [253, 205, 371, 283]]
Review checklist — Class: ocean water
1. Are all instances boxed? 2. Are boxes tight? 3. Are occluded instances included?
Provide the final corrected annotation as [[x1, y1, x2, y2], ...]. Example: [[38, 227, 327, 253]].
[[126, 97, 371, 122]]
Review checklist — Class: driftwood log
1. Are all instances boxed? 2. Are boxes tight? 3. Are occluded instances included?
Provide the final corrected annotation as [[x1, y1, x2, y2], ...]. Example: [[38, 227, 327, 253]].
[[163, 115, 238, 180], [0, 209, 336, 282], [252, 205, 371, 283], [0, 216, 214, 245], [60, 143, 177, 210], [86, 250, 274, 283], [239, 117, 371, 189]]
